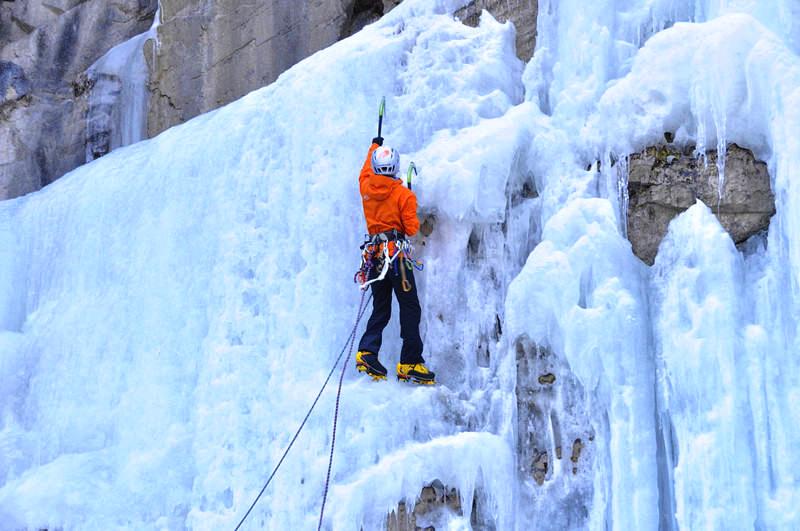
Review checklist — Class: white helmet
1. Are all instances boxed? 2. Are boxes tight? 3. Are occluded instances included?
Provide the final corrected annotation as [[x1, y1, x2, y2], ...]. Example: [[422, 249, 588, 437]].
[[371, 145, 400, 177]]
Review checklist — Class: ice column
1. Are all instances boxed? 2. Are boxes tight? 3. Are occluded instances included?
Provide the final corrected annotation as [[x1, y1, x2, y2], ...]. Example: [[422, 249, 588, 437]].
[[651, 203, 758, 530], [85, 10, 159, 161]]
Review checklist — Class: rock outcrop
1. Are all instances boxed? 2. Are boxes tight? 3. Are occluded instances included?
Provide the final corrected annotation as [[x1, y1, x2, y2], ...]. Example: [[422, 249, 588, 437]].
[[0, 0, 157, 200], [147, 0, 373, 136], [626, 142, 775, 265], [386, 480, 463, 531]]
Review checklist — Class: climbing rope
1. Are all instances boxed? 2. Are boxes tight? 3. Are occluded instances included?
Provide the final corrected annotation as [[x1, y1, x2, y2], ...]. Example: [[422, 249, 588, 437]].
[[233, 291, 372, 531], [317, 296, 360, 530]]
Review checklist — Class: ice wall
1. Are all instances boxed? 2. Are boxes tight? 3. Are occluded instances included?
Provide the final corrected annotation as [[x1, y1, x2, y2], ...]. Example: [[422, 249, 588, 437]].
[[1, 0, 800, 529], [512, 1, 800, 529], [0, 2, 531, 529]]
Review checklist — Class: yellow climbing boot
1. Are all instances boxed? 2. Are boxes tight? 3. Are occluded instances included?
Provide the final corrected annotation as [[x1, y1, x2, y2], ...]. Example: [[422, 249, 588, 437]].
[[396, 362, 435, 385], [356, 351, 387, 381]]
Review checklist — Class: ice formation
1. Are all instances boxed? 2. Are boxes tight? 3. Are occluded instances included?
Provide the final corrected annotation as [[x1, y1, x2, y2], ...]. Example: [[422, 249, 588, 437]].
[[1, 0, 799, 529], [85, 10, 159, 161]]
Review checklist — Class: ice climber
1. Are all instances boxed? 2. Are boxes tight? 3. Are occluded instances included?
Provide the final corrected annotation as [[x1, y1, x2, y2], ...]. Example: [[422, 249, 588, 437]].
[[355, 136, 436, 385]]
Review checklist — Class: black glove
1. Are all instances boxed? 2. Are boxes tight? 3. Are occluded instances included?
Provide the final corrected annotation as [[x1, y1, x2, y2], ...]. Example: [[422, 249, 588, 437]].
[[372, 136, 384, 146]]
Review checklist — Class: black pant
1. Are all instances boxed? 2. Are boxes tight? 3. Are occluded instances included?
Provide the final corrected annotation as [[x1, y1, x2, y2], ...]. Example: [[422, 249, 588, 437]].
[[358, 261, 425, 365]]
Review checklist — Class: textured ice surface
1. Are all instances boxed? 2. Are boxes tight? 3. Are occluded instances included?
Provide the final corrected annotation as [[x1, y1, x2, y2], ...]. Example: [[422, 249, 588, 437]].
[[0, 3, 525, 529], [513, 2, 800, 529], [1, 0, 800, 529]]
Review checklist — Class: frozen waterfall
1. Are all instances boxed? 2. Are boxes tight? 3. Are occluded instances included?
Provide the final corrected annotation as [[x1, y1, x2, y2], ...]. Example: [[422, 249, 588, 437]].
[[1, 0, 799, 529]]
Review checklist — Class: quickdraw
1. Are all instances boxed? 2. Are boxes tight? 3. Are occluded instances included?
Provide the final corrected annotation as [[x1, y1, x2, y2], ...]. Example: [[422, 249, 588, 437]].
[[355, 233, 424, 291]]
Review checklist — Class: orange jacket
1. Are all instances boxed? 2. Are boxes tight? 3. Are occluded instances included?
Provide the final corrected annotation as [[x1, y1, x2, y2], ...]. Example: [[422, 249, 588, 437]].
[[359, 143, 420, 237]]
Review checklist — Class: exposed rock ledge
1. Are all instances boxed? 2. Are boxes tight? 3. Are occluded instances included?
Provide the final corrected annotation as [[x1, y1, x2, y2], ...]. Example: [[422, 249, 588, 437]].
[[386, 479, 462, 530], [626, 142, 775, 265]]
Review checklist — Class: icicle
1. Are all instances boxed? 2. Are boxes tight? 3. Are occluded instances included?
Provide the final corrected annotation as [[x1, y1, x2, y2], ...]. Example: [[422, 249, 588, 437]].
[[151, 1, 163, 55], [715, 126, 727, 205], [615, 154, 629, 237]]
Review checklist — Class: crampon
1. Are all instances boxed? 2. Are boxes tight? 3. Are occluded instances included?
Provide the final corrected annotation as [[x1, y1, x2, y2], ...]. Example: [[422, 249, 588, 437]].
[[356, 351, 387, 381], [396, 363, 435, 385]]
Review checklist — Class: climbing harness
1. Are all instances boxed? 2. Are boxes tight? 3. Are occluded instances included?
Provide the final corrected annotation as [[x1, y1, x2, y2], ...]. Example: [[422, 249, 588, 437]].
[[354, 231, 424, 291], [233, 291, 371, 531]]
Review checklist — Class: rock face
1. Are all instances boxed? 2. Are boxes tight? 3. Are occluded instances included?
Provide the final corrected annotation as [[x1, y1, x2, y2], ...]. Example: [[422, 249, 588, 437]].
[[455, 0, 538, 61], [0, 0, 157, 200], [626, 143, 775, 265], [0, 0, 83, 43], [147, 0, 381, 136]]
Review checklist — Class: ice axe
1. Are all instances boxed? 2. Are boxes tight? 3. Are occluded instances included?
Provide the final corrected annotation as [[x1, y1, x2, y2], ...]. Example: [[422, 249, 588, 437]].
[[400, 163, 418, 291], [377, 96, 385, 138], [406, 162, 417, 190]]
